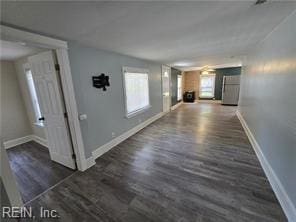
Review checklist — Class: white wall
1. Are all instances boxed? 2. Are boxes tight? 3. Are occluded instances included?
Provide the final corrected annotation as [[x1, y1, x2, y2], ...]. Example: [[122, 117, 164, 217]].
[[1, 61, 32, 142], [14, 57, 46, 140]]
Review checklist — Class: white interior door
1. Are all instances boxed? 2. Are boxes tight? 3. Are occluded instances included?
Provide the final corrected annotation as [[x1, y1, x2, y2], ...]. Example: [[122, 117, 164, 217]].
[[162, 65, 171, 112], [28, 51, 76, 169]]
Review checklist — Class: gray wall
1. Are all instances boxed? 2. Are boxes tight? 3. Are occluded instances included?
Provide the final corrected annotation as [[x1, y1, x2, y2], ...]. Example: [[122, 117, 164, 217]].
[[1, 61, 32, 142], [238, 12, 296, 208], [14, 57, 47, 140], [171, 68, 182, 106], [68, 42, 162, 158]]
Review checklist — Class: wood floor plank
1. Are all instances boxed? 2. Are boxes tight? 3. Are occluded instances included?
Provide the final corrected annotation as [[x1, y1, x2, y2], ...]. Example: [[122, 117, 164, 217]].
[[22, 103, 286, 221], [7, 141, 75, 203]]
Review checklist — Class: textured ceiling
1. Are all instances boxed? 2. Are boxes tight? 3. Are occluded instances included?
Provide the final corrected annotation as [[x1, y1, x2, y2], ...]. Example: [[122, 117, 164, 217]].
[[0, 39, 43, 60], [1, 1, 295, 69]]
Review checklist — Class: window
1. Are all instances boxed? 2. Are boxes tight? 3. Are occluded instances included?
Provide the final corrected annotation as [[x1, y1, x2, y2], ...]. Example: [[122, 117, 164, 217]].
[[25, 69, 43, 126], [177, 75, 182, 101], [199, 74, 216, 98], [123, 67, 150, 118]]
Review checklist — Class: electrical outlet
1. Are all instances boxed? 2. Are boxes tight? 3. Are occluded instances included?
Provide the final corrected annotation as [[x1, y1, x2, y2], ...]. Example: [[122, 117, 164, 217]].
[[112, 132, 116, 138], [79, 114, 87, 120]]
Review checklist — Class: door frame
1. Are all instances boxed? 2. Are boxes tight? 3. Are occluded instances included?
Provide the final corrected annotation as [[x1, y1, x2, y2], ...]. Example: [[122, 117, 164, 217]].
[[161, 65, 171, 113], [0, 25, 93, 171]]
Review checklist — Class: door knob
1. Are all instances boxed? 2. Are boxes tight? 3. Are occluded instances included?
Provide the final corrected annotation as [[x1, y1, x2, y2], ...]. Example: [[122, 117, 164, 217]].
[[38, 117, 45, 121]]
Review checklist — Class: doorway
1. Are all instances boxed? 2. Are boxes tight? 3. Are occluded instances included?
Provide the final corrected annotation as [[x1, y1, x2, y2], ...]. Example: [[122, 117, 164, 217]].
[[1, 40, 76, 203], [1, 25, 88, 170], [1, 25, 88, 207]]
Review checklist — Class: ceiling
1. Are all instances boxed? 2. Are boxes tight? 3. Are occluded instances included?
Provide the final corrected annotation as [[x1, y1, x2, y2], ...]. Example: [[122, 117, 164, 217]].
[[0, 39, 43, 61], [1, 1, 295, 70]]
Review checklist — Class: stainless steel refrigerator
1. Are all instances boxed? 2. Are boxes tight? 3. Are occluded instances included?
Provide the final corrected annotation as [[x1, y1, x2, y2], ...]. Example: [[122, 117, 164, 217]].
[[222, 75, 241, 105]]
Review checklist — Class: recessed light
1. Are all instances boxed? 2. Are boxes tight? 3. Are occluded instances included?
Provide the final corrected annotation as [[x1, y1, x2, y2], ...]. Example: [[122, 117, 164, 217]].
[[174, 62, 193, 67]]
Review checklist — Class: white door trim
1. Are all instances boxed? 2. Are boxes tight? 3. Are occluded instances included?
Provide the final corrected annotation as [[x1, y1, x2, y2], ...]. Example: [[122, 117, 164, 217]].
[[0, 25, 67, 49], [0, 25, 89, 171], [56, 49, 92, 170]]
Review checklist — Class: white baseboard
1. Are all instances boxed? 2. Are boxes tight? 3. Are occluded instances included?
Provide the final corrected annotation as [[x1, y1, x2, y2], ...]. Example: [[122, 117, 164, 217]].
[[236, 110, 296, 222], [4, 135, 48, 149], [31, 135, 48, 148], [86, 156, 96, 169], [77, 156, 96, 172], [4, 135, 32, 149], [92, 112, 165, 160], [197, 99, 221, 104], [171, 102, 183, 111]]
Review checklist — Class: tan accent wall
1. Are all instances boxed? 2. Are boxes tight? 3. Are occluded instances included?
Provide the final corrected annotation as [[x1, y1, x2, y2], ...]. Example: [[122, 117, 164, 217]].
[[183, 70, 200, 98]]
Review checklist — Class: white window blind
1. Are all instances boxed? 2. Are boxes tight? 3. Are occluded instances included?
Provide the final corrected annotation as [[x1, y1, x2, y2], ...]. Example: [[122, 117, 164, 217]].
[[177, 75, 182, 101], [199, 74, 216, 98], [26, 69, 43, 125], [123, 68, 150, 117]]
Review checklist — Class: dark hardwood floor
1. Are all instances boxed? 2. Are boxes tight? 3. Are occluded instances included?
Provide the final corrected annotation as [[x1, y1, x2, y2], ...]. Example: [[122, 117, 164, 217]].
[[23, 103, 286, 221], [7, 141, 75, 203]]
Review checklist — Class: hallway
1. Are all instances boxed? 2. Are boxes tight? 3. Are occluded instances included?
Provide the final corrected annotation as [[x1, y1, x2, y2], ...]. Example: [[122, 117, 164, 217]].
[[25, 103, 286, 221]]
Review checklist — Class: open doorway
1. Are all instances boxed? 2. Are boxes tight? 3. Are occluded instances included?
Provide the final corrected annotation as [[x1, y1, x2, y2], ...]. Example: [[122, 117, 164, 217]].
[[1, 39, 76, 203]]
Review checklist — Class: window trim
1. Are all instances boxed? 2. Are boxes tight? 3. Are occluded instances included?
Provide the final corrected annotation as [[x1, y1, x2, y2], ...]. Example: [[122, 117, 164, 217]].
[[23, 63, 44, 127], [199, 74, 216, 98], [122, 66, 151, 118]]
